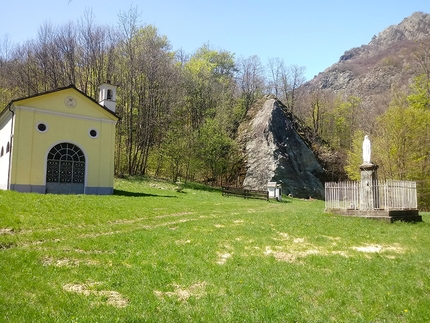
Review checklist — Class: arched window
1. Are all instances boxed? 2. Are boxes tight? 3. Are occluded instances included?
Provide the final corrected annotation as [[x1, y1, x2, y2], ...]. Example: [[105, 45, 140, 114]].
[[0, 147, 3, 157], [107, 89, 113, 100], [6, 142, 10, 153], [46, 143, 85, 184]]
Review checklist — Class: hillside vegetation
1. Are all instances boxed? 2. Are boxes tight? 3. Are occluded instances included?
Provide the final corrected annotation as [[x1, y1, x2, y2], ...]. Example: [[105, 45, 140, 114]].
[[1, 177, 430, 322], [0, 10, 429, 204]]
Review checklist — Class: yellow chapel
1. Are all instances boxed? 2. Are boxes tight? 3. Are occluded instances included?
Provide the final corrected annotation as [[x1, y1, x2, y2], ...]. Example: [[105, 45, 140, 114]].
[[0, 83, 119, 194]]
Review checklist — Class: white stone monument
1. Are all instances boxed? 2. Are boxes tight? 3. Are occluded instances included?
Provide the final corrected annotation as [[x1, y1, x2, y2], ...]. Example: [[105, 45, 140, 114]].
[[362, 135, 371, 164], [359, 135, 379, 210]]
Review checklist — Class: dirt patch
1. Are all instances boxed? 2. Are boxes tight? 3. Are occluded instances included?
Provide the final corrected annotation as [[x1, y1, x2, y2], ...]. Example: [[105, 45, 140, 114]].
[[175, 239, 191, 245], [79, 230, 124, 239], [352, 244, 406, 254], [264, 246, 319, 263], [216, 243, 234, 265], [154, 219, 195, 228], [272, 232, 292, 241], [43, 257, 99, 267], [331, 251, 349, 257], [320, 235, 341, 241], [0, 228, 15, 235], [266, 232, 343, 262], [265, 232, 405, 261], [109, 217, 148, 225], [216, 252, 232, 265], [155, 212, 194, 219], [63, 281, 128, 308], [0, 242, 16, 250], [293, 238, 305, 243], [353, 245, 382, 253], [73, 249, 112, 254], [278, 232, 290, 239], [154, 282, 207, 302]]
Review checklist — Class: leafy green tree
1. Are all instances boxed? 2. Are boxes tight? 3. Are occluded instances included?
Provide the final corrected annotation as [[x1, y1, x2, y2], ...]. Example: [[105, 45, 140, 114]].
[[344, 130, 366, 180], [163, 46, 239, 183], [373, 90, 429, 180], [332, 96, 362, 150], [375, 99, 430, 210], [300, 89, 332, 141], [407, 74, 430, 110], [158, 126, 193, 182], [183, 45, 236, 128], [196, 118, 236, 183]]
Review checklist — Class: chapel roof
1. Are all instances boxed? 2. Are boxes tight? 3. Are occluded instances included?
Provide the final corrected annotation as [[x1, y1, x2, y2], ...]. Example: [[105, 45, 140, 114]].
[[0, 84, 119, 120]]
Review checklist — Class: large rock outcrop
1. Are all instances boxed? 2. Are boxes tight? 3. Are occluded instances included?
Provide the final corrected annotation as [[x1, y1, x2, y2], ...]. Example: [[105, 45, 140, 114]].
[[241, 98, 325, 199]]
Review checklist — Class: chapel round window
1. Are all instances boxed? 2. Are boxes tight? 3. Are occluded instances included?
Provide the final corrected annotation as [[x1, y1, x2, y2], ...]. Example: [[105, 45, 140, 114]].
[[37, 123, 48, 133], [89, 129, 98, 138]]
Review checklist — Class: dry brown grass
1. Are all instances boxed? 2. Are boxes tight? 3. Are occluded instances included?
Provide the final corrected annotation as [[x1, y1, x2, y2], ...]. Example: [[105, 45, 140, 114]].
[[63, 281, 129, 308], [42, 256, 100, 268], [154, 282, 208, 302], [262, 231, 407, 263]]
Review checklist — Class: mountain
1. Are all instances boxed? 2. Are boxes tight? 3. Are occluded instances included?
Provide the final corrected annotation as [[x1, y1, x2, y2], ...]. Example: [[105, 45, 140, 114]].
[[302, 12, 430, 109]]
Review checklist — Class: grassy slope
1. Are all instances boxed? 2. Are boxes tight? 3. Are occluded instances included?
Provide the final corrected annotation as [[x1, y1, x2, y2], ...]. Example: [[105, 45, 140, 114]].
[[0, 177, 429, 323]]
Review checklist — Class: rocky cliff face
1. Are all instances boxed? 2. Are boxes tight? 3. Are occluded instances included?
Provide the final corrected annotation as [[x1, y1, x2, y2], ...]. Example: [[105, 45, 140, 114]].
[[240, 98, 325, 199], [303, 12, 430, 107]]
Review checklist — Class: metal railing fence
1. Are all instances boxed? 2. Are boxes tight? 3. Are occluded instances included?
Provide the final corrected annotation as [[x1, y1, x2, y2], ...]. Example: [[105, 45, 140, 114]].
[[325, 180, 417, 210]]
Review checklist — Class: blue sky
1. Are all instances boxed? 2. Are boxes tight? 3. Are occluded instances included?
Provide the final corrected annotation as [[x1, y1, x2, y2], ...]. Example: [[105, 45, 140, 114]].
[[1, 0, 430, 80]]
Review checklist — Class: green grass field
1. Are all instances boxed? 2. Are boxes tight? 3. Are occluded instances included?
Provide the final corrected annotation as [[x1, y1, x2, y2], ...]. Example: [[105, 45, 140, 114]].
[[1, 177, 429, 322]]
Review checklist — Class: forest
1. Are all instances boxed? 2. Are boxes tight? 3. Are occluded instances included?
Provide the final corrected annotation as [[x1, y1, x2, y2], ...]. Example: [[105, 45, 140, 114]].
[[0, 8, 429, 207]]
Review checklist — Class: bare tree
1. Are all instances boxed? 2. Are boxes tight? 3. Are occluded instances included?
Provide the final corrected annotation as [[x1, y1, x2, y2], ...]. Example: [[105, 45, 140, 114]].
[[267, 57, 284, 97], [236, 55, 266, 112], [0, 35, 15, 107], [412, 39, 430, 103], [78, 9, 117, 96], [413, 39, 430, 78], [34, 22, 59, 91], [116, 6, 142, 175], [55, 22, 78, 85], [0, 35, 12, 65], [115, 7, 182, 176], [280, 64, 306, 115]]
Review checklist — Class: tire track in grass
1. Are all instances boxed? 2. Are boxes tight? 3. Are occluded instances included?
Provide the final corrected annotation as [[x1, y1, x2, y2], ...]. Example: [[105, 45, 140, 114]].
[[4, 212, 198, 248], [78, 217, 199, 239]]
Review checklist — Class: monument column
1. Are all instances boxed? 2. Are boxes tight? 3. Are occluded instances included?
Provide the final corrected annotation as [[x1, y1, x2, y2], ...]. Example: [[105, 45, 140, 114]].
[[359, 136, 379, 210]]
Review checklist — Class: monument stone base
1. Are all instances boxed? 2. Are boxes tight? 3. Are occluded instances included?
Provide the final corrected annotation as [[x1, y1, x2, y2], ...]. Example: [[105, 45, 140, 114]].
[[327, 209, 422, 223], [359, 163, 379, 210]]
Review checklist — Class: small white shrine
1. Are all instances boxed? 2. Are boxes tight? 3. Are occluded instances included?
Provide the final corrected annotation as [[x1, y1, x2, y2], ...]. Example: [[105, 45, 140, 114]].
[[267, 182, 282, 201]]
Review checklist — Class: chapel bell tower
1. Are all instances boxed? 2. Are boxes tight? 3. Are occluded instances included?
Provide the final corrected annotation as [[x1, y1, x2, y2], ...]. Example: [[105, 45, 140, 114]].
[[99, 80, 117, 113]]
